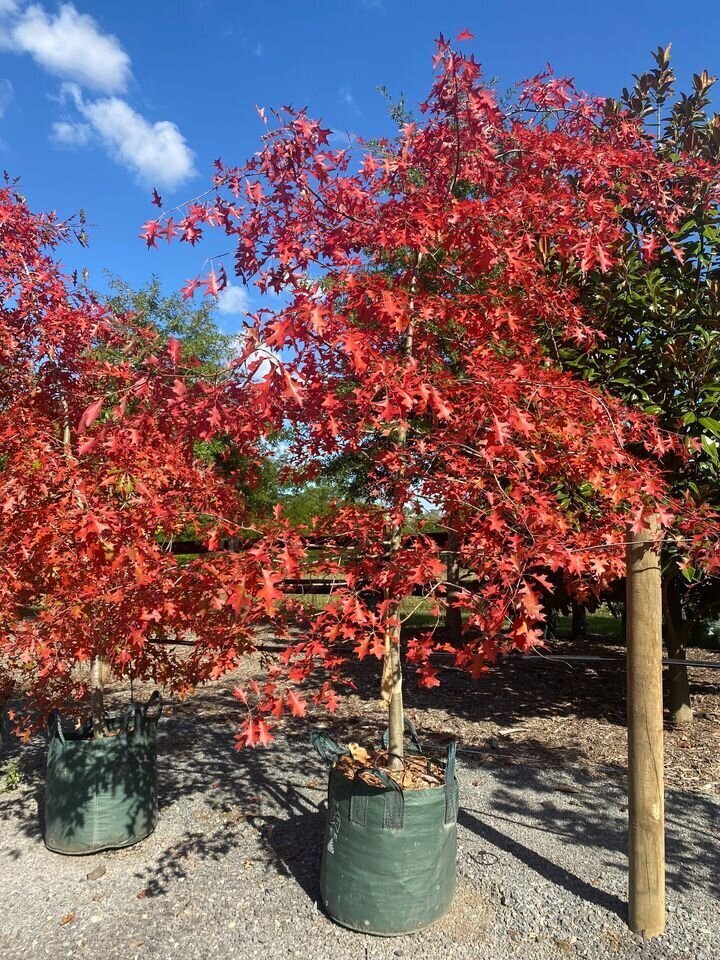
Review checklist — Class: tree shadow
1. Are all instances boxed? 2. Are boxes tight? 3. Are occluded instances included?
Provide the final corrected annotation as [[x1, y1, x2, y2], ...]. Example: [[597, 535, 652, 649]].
[[2, 662, 717, 922], [456, 742, 720, 914], [126, 690, 329, 899], [458, 806, 627, 919]]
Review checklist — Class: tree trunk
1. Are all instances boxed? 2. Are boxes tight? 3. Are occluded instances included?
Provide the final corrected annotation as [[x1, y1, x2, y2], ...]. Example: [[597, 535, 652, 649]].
[[444, 530, 462, 645], [383, 520, 406, 772], [385, 626, 404, 770], [90, 655, 107, 738], [380, 251, 423, 772], [571, 602, 587, 641], [663, 574, 693, 725]]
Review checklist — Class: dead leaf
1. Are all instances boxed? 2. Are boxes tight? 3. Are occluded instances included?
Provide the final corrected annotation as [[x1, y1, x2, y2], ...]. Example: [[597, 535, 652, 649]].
[[87, 864, 106, 881], [136, 888, 153, 899], [554, 935, 578, 951], [59, 912, 75, 926], [348, 742, 371, 764]]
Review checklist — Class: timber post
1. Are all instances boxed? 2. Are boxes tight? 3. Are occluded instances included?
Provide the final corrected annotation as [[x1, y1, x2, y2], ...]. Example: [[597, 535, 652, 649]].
[[626, 517, 665, 938]]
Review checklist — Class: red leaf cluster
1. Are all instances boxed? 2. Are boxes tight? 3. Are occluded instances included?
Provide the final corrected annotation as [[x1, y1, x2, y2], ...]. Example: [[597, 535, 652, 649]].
[[147, 40, 720, 741], [0, 187, 308, 729]]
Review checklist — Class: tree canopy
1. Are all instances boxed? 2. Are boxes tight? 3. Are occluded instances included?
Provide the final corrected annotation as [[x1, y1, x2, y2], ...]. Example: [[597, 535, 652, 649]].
[[145, 36, 720, 746]]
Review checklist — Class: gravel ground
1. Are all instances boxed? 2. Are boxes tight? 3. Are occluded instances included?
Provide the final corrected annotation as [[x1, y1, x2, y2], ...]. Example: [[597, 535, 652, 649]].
[[1, 685, 718, 960]]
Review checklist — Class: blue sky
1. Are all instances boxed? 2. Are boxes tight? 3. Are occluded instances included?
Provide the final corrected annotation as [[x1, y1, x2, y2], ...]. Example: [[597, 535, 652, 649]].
[[1, 0, 720, 332]]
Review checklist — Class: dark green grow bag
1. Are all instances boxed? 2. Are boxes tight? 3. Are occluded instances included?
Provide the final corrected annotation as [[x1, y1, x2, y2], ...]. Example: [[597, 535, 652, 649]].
[[45, 692, 162, 855], [315, 725, 458, 936]]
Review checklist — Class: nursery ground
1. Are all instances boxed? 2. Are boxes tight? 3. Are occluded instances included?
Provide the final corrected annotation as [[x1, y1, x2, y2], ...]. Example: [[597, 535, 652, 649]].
[[1, 638, 718, 960]]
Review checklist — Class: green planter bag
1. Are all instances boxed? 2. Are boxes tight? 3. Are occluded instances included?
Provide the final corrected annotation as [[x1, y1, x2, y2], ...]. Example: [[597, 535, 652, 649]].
[[313, 722, 459, 936], [45, 692, 162, 855]]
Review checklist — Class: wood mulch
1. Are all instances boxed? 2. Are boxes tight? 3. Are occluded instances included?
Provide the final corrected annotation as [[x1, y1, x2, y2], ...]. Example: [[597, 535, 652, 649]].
[[334, 748, 446, 790]]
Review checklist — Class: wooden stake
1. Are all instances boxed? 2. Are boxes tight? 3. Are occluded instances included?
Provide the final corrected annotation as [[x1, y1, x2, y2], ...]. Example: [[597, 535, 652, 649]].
[[626, 518, 665, 938]]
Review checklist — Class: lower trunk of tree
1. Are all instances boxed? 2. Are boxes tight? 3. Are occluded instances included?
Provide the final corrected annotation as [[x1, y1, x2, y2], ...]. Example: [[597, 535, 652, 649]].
[[663, 575, 693, 725], [385, 626, 404, 770], [444, 530, 462, 645], [90, 655, 107, 738], [571, 602, 587, 642]]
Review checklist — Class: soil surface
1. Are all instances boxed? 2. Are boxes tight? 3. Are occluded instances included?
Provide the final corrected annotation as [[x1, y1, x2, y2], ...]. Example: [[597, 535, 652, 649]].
[[1, 635, 718, 960]]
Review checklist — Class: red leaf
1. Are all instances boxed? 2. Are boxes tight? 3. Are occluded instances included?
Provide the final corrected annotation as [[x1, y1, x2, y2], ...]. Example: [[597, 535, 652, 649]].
[[140, 220, 161, 248], [78, 437, 96, 455], [418, 666, 441, 689], [181, 277, 200, 300], [281, 367, 304, 406], [203, 268, 220, 298], [79, 397, 103, 431], [256, 720, 274, 748], [287, 689, 307, 717], [259, 569, 283, 614], [457, 28, 474, 40]]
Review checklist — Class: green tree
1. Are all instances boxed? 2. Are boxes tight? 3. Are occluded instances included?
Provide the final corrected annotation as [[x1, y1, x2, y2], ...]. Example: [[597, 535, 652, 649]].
[[564, 47, 720, 722], [104, 274, 233, 372]]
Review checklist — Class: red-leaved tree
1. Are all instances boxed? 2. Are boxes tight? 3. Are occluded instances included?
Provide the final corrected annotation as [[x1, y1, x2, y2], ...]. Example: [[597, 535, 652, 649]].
[[0, 185, 308, 737], [146, 35, 720, 761]]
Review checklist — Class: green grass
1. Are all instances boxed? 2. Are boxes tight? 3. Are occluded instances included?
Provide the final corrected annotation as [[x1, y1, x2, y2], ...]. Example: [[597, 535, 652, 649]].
[[291, 593, 440, 629], [554, 612, 623, 640]]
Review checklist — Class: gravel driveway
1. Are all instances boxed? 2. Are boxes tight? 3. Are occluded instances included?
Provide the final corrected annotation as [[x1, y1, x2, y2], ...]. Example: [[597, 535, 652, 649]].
[[1, 690, 718, 960]]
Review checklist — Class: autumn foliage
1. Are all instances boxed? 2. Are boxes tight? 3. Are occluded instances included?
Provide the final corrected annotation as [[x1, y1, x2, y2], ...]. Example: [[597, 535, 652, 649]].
[[4, 34, 720, 749], [144, 35, 720, 747], [0, 185, 306, 734]]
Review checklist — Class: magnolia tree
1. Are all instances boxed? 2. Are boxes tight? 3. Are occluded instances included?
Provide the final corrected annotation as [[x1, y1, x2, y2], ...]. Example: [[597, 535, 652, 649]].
[[0, 185, 309, 737], [562, 47, 720, 721], [141, 35, 720, 761]]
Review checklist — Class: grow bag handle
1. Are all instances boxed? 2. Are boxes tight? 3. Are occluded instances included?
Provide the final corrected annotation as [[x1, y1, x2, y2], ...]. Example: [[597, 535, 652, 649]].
[[310, 730, 349, 763], [121, 702, 145, 743], [47, 709, 65, 745], [444, 741, 458, 825], [380, 717, 423, 755], [143, 690, 163, 723], [350, 768, 405, 831]]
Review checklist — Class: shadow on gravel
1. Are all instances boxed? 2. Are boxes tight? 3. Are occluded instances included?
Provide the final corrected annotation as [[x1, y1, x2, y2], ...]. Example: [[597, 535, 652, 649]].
[[460, 751, 720, 912], [459, 807, 627, 919], [3, 660, 717, 924], [126, 688, 329, 899], [247, 781, 325, 903]]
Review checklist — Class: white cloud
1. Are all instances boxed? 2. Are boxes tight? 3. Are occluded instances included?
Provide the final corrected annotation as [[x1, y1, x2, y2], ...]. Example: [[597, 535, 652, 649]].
[[50, 118, 92, 146], [217, 283, 252, 315], [0, 1, 18, 16], [339, 86, 355, 108], [49, 84, 195, 189], [0, 78, 12, 117], [6, 3, 131, 93], [78, 95, 195, 188]]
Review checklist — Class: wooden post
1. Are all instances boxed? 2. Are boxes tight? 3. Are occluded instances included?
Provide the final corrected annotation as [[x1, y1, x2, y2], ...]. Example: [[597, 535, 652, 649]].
[[626, 518, 665, 938]]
